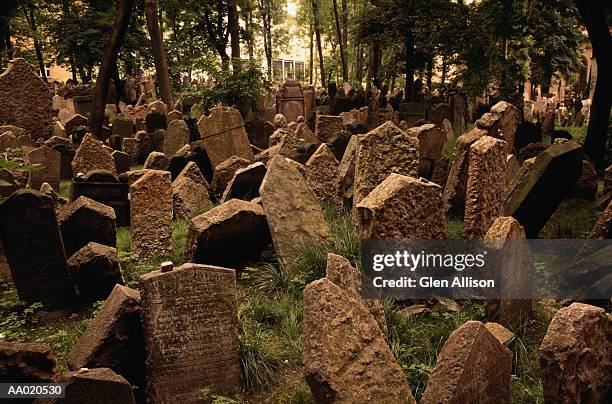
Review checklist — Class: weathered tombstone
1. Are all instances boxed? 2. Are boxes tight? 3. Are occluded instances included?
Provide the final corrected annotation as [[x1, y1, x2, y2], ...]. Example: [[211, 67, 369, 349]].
[[122, 137, 140, 166], [163, 119, 190, 157], [0, 58, 53, 139], [442, 128, 487, 213], [147, 100, 167, 115], [303, 86, 315, 119], [53, 121, 66, 138], [491, 101, 520, 153], [167, 109, 182, 123], [357, 173, 446, 239], [260, 156, 331, 264], [130, 170, 172, 260], [45, 136, 75, 180], [211, 156, 251, 196], [506, 154, 520, 184], [408, 124, 445, 179], [315, 115, 344, 143], [67, 242, 123, 302], [143, 151, 170, 171], [184, 199, 271, 269], [541, 110, 555, 136], [48, 368, 135, 404], [64, 114, 88, 138], [399, 102, 427, 127], [27, 145, 61, 191], [0, 190, 77, 308], [172, 161, 211, 219], [484, 217, 532, 326], [540, 303, 609, 404], [276, 80, 304, 123], [70, 170, 130, 227], [73, 94, 95, 117], [52, 94, 66, 111], [0, 342, 56, 382], [145, 110, 166, 134], [353, 121, 419, 217], [140, 263, 240, 401], [504, 141, 583, 237], [111, 150, 130, 175], [0, 131, 19, 152], [430, 103, 451, 126], [336, 135, 359, 210], [196, 106, 254, 167], [570, 159, 598, 200], [421, 320, 512, 404], [305, 144, 340, 206], [220, 162, 266, 203], [244, 116, 272, 149], [18, 133, 32, 147], [303, 278, 416, 403], [476, 112, 501, 138], [111, 117, 133, 138], [72, 133, 117, 176], [464, 136, 507, 239], [67, 284, 144, 395], [441, 118, 454, 142]]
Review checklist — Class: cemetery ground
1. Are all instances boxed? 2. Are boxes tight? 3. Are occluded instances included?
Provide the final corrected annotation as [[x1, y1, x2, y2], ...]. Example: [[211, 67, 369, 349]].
[[0, 124, 604, 403]]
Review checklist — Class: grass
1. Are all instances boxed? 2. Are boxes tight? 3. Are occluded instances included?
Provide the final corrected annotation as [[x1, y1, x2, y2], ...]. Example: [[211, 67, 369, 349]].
[[539, 199, 601, 238]]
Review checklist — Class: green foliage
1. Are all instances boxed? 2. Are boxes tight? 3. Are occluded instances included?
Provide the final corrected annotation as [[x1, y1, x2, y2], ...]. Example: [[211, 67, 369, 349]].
[[0, 288, 42, 341], [539, 199, 601, 239], [446, 216, 464, 240]]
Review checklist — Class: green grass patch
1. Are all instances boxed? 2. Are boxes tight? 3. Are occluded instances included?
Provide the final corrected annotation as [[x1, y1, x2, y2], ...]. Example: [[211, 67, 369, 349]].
[[539, 199, 601, 238]]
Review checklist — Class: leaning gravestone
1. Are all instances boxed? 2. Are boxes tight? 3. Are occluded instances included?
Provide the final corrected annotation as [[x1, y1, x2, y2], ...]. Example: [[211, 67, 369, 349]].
[[260, 156, 331, 264], [72, 133, 117, 176], [276, 80, 304, 123], [407, 123, 445, 179], [303, 278, 416, 403], [140, 263, 240, 402], [130, 170, 172, 260], [48, 368, 135, 404], [484, 216, 532, 327], [163, 119, 190, 157], [504, 141, 582, 237], [315, 115, 344, 143], [540, 303, 609, 404], [491, 101, 520, 154], [464, 136, 507, 239], [305, 143, 340, 207], [45, 136, 75, 179], [197, 106, 254, 167], [67, 284, 144, 393], [421, 320, 512, 404], [0, 58, 53, 139], [399, 102, 427, 127], [357, 173, 446, 240], [67, 242, 124, 302], [220, 162, 267, 203], [27, 145, 61, 192], [0, 342, 57, 382], [0, 190, 77, 309], [172, 161, 211, 220], [336, 135, 359, 210], [353, 121, 419, 217], [70, 170, 130, 227]]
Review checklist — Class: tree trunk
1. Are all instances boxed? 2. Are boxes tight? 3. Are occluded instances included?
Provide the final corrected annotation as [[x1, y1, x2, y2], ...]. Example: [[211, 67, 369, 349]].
[[372, 39, 381, 88], [246, 11, 254, 60], [22, 2, 46, 82], [404, 33, 415, 101], [332, 0, 348, 82], [341, 0, 348, 52], [312, 0, 325, 87], [227, 0, 241, 71], [309, 23, 314, 84], [90, 0, 134, 137], [145, 0, 173, 107], [575, 0, 611, 169], [355, 43, 363, 86]]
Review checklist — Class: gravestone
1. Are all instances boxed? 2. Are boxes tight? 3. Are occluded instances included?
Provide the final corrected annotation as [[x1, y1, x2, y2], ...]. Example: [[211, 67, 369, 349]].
[[27, 145, 61, 191], [357, 174, 446, 239], [260, 156, 331, 264], [111, 118, 133, 138], [72, 133, 117, 176], [399, 102, 427, 127], [46, 136, 75, 179], [140, 263, 240, 401], [504, 141, 582, 237], [67, 284, 144, 394], [491, 101, 519, 153], [0, 58, 53, 139], [303, 278, 415, 403], [52, 94, 66, 111], [353, 121, 419, 217], [484, 217, 532, 326], [65, 114, 88, 138], [305, 144, 340, 207], [430, 103, 451, 127], [303, 86, 315, 119], [421, 321, 512, 404], [184, 199, 271, 269], [163, 119, 190, 157], [464, 136, 507, 239], [407, 124, 445, 179], [0, 131, 19, 152], [145, 110, 166, 133], [0, 342, 56, 382], [276, 80, 304, 123], [336, 135, 359, 210], [122, 137, 140, 166], [220, 162, 267, 203], [49, 368, 135, 404], [244, 116, 272, 149], [211, 156, 251, 197], [172, 161, 211, 220], [540, 303, 609, 404], [0, 190, 77, 308], [315, 115, 344, 143], [70, 170, 130, 227], [112, 150, 130, 175], [197, 106, 254, 167], [143, 151, 169, 171], [148, 100, 167, 115], [67, 242, 124, 302], [18, 133, 32, 146], [130, 170, 172, 260], [442, 128, 487, 213], [167, 110, 182, 123], [506, 154, 520, 184], [73, 95, 95, 117]]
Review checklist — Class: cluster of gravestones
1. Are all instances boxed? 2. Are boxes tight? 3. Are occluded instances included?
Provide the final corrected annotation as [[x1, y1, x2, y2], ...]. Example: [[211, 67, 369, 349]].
[[1, 61, 611, 402]]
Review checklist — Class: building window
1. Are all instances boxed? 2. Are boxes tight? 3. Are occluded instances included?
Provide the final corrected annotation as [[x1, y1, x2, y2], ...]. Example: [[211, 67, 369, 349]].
[[284, 61, 294, 80], [295, 62, 305, 81], [273, 60, 283, 80]]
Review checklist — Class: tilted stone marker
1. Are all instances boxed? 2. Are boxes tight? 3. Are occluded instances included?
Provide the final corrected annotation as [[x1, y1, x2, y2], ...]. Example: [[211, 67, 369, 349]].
[[27, 145, 61, 191], [484, 216, 533, 326], [211, 155, 251, 197], [260, 156, 331, 264], [305, 143, 340, 207], [0, 190, 77, 308], [315, 114, 344, 143], [464, 136, 507, 239], [130, 170, 172, 260], [276, 80, 304, 123], [407, 123, 445, 179], [72, 133, 117, 176], [336, 135, 359, 210], [67, 284, 144, 395], [303, 278, 416, 403], [0, 58, 53, 139], [196, 106, 254, 167], [70, 170, 130, 227], [140, 263, 240, 402], [184, 199, 271, 269], [491, 101, 519, 153], [357, 173, 446, 239], [220, 162, 267, 203], [47, 368, 135, 404], [172, 161, 211, 220], [421, 320, 512, 404], [67, 242, 124, 302], [540, 303, 610, 404], [0, 342, 57, 382], [143, 151, 170, 171], [353, 121, 419, 218], [163, 119, 190, 157], [504, 141, 582, 237]]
